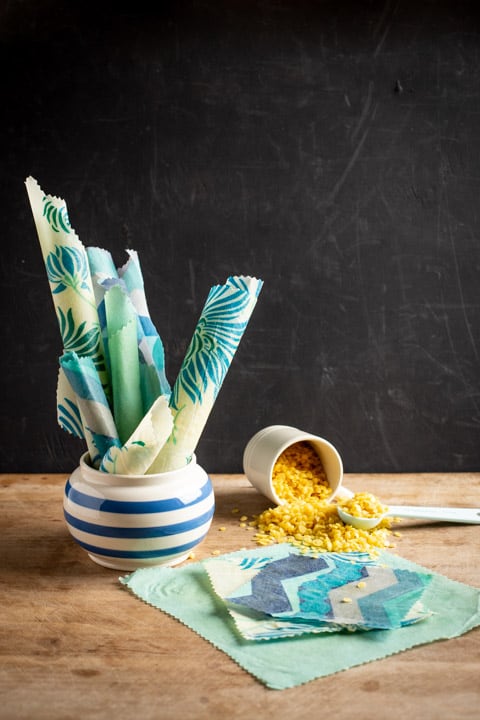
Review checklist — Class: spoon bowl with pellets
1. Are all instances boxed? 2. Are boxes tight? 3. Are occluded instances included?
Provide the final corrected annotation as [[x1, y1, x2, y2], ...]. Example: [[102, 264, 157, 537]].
[[337, 504, 480, 531]]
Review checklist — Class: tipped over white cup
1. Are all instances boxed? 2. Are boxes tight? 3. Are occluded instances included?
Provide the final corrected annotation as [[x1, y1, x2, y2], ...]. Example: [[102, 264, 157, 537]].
[[242, 425, 346, 505]]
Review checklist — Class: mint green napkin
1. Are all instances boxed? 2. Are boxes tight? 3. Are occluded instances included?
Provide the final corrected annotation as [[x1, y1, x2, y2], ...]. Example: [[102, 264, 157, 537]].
[[120, 545, 480, 689]]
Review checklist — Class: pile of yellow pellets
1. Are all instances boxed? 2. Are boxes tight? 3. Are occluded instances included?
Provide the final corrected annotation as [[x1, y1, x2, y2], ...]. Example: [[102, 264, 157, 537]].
[[250, 441, 397, 555]]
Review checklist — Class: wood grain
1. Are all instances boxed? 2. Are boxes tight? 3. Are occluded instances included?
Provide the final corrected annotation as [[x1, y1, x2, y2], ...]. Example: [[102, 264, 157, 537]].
[[1, 472, 479, 720]]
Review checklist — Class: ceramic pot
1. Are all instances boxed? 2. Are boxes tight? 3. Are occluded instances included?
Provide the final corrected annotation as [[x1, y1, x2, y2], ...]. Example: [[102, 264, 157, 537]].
[[64, 452, 215, 571]]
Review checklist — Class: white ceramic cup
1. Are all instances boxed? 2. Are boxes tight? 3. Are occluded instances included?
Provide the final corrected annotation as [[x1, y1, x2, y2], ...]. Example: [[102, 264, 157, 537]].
[[243, 425, 346, 505]]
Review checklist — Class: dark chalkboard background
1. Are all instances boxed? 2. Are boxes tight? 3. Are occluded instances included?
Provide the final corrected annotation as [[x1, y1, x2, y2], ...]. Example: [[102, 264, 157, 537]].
[[2, 0, 480, 474]]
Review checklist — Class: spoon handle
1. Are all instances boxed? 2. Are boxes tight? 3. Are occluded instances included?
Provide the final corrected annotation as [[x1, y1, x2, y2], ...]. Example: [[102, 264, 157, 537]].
[[387, 506, 480, 524]]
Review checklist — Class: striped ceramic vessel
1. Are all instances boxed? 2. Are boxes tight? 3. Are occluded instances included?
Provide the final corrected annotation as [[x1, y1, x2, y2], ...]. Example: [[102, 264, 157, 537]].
[[64, 453, 215, 570]]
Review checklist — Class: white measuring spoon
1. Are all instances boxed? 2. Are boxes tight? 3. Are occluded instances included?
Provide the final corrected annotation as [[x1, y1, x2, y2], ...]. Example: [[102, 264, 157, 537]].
[[337, 504, 480, 530]]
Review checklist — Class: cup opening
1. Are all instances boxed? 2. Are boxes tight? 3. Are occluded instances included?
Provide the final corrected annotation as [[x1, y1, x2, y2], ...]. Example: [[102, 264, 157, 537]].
[[243, 425, 344, 506], [270, 439, 342, 504]]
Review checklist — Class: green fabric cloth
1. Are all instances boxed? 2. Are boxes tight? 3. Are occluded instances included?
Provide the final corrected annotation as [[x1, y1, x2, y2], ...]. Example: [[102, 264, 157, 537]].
[[120, 546, 480, 689], [104, 285, 143, 444]]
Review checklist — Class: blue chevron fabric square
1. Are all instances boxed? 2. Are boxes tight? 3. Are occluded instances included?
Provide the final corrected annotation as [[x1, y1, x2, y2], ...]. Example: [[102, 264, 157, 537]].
[[204, 546, 432, 639]]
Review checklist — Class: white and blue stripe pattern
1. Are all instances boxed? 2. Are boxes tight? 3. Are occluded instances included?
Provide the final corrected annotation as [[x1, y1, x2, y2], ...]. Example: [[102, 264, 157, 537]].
[[64, 454, 215, 570]]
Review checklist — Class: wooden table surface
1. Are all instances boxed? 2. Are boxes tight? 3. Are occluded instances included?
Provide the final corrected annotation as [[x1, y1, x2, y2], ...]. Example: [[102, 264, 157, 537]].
[[1, 472, 479, 720]]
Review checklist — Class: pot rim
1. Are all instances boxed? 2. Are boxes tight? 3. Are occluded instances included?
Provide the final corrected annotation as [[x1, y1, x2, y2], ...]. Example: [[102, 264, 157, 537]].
[[78, 451, 198, 484]]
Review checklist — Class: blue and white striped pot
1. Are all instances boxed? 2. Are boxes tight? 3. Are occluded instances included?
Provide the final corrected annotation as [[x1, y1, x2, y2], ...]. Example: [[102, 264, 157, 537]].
[[64, 453, 215, 570]]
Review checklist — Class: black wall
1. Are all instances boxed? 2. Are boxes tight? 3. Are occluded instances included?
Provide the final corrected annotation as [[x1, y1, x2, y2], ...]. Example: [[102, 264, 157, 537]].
[[2, 0, 480, 474]]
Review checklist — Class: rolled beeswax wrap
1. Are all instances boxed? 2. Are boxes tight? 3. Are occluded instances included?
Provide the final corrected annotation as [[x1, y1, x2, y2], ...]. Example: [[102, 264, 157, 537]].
[[118, 249, 170, 403], [149, 275, 263, 473], [120, 545, 480, 690], [60, 351, 120, 467], [25, 178, 109, 435], [86, 246, 118, 378], [100, 395, 173, 475], [104, 285, 144, 445], [60, 352, 174, 474], [87, 247, 170, 411], [56, 366, 84, 438]]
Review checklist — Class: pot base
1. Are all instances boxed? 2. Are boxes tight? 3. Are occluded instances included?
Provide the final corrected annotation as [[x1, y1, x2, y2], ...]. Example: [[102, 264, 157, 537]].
[[88, 552, 191, 571]]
